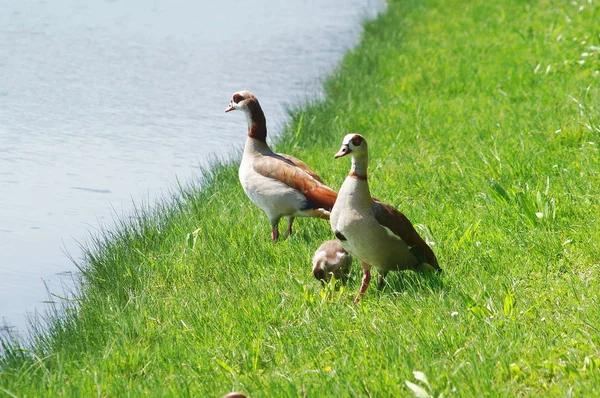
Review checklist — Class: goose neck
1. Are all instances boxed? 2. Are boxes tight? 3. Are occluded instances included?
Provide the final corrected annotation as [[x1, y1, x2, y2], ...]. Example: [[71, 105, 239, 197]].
[[349, 155, 368, 180], [245, 100, 267, 142]]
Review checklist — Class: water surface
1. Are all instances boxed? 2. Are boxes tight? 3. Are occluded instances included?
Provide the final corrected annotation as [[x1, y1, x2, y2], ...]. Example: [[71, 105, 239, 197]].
[[0, 0, 383, 335]]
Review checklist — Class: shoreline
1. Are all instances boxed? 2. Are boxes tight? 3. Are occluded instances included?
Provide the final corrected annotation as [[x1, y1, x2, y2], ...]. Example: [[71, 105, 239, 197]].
[[0, 0, 384, 334]]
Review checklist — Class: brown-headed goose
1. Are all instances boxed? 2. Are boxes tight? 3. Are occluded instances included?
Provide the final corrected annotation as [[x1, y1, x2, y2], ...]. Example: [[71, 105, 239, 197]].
[[226, 91, 337, 240], [312, 240, 353, 282], [330, 134, 440, 302]]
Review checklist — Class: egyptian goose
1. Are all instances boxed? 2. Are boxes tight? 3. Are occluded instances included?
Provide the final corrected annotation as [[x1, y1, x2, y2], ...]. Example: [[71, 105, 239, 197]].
[[226, 91, 337, 240], [330, 134, 440, 302], [312, 240, 353, 282]]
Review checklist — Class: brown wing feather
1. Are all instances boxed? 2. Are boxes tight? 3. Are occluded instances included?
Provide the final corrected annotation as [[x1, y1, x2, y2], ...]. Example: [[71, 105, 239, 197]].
[[254, 154, 338, 211], [373, 201, 440, 269], [277, 153, 324, 183]]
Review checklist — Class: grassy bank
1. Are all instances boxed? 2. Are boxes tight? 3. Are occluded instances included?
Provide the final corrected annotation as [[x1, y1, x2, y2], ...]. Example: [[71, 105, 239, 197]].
[[2, 0, 599, 395]]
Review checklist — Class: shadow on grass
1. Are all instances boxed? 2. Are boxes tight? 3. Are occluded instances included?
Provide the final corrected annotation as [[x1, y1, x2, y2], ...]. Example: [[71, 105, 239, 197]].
[[378, 270, 445, 297], [314, 268, 445, 303]]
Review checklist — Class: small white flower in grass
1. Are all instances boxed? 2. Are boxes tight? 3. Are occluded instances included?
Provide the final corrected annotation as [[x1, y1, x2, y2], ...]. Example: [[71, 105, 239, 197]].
[[581, 52, 590, 57], [405, 371, 433, 398], [536, 212, 544, 219], [578, 60, 586, 65], [405, 381, 431, 398], [541, 317, 546, 322], [451, 311, 459, 317], [413, 371, 430, 385], [475, 241, 482, 247], [555, 129, 562, 134]]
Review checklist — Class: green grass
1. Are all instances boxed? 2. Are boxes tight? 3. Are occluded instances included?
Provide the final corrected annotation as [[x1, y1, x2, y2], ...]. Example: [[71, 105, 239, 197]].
[[2, 0, 600, 396]]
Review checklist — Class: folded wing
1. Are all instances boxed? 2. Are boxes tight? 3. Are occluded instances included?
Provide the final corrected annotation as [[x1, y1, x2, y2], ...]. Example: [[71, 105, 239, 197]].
[[373, 200, 439, 269], [255, 154, 338, 211]]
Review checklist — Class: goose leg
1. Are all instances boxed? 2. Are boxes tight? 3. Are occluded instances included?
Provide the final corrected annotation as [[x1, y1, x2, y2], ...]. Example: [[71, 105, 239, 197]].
[[377, 271, 388, 290], [354, 262, 372, 303], [270, 218, 281, 241], [285, 216, 295, 236]]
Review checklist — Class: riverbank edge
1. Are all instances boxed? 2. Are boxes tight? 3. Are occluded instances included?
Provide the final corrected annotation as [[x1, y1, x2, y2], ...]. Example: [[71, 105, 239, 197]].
[[0, 0, 388, 368]]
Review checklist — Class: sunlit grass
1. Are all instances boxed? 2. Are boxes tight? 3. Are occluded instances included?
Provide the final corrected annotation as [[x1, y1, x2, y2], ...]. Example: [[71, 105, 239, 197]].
[[1, 0, 599, 396]]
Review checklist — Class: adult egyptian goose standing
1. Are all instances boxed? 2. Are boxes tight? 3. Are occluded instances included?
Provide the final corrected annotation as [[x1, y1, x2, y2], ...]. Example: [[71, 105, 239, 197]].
[[330, 134, 440, 302], [226, 91, 337, 240]]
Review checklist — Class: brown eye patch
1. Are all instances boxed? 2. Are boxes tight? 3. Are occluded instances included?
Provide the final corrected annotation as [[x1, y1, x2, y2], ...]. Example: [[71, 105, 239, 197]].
[[233, 93, 244, 103], [351, 135, 363, 146]]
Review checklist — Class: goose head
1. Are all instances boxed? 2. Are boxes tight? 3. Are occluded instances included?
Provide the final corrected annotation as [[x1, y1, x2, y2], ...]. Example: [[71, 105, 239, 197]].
[[226, 91, 267, 140], [335, 133, 369, 179], [225, 90, 256, 113], [334, 133, 368, 159]]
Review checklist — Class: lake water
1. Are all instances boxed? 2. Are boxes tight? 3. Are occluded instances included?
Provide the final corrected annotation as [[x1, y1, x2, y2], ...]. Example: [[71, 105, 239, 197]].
[[0, 0, 384, 336]]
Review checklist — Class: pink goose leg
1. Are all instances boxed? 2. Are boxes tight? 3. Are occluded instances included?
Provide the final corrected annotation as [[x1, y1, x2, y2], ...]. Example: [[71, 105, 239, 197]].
[[354, 265, 371, 303]]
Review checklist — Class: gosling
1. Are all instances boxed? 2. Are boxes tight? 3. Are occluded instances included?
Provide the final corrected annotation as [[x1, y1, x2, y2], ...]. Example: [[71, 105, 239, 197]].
[[312, 240, 353, 283]]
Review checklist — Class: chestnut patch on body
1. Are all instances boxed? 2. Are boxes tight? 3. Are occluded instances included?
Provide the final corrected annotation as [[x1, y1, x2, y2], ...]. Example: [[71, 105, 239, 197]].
[[335, 230, 347, 241]]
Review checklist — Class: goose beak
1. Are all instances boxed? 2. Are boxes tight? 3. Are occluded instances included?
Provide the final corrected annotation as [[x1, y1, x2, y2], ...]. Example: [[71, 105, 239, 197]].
[[334, 145, 351, 159], [225, 102, 235, 113]]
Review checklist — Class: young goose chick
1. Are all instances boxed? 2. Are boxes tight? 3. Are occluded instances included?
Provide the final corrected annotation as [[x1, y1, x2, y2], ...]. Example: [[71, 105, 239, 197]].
[[312, 240, 353, 283], [226, 91, 337, 240], [330, 134, 440, 302]]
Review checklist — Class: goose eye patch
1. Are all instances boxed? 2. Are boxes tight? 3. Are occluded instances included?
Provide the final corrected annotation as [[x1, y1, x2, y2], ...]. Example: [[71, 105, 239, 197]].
[[351, 135, 363, 146], [233, 93, 243, 103]]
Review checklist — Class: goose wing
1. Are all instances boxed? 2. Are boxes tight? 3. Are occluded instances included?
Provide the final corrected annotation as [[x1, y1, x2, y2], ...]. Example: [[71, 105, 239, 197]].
[[253, 154, 337, 211], [372, 200, 440, 269]]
